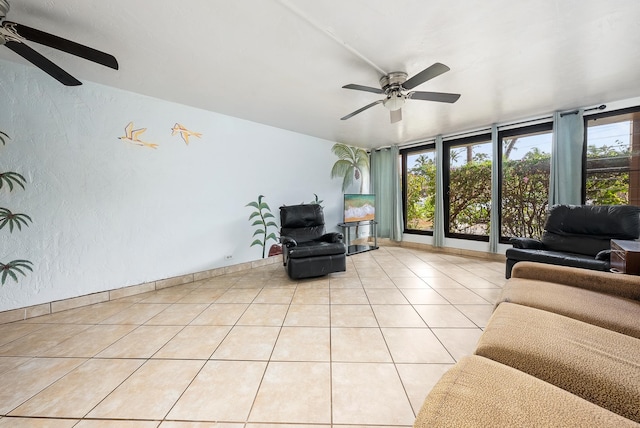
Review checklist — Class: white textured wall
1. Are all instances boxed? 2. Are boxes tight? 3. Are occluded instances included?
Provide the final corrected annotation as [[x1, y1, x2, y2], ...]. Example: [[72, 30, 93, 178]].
[[0, 60, 349, 311]]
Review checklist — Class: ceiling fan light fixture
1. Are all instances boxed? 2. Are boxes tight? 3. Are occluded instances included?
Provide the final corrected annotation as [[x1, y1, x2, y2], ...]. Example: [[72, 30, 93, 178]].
[[383, 92, 405, 111]]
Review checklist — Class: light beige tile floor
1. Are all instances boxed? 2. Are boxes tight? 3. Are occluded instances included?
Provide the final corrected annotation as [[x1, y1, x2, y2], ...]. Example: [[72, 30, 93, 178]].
[[0, 246, 505, 427]]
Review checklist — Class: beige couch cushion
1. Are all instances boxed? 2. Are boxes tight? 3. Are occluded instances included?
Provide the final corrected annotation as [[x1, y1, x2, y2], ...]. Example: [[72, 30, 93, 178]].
[[476, 302, 640, 422], [497, 277, 640, 338], [414, 355, 638, 428], [511, 261, 640, 300]]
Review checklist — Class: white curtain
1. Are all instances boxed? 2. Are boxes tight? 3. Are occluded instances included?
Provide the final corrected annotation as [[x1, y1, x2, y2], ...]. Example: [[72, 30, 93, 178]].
[[370, 145, 403, 241], [489, 124, 500, 253], [433, 135, 445, 247], [549, 110, 584, 206]]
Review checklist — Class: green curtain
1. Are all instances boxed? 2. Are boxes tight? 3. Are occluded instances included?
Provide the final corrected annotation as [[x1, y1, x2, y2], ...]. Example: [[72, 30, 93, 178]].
[[370, 145, 403, 241], [549, 110, 584, 206], [434, 135, 445, 247], [489, 124, 500, 253]]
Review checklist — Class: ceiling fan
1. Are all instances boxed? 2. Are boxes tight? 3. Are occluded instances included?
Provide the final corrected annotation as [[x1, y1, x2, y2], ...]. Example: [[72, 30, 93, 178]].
[[0, 0, 118, 86], [341, 62, 460, 123]]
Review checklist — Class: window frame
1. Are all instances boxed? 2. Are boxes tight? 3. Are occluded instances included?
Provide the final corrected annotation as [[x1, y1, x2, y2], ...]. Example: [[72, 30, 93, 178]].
[[401, 143, 436, 236], [443, 133, 493, 242], [582, 105, 640, 205], [498, 122, 553, 243]]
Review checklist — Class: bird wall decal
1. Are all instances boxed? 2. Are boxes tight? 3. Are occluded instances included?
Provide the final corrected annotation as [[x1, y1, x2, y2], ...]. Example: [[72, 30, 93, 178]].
[[171, 123, 202, 145], [118, 122, 158, 149]]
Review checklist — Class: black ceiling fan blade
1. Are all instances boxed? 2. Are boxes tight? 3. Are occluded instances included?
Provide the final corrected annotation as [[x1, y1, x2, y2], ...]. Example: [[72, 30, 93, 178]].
[[408, 91, 461, 103], [402, 62, 450, 90], [390, 108, 402, 124], [342, 84, 384, 94], [4, 21, 118, 70], [4, 40, 82, 85], [340, 100, 383, 121]]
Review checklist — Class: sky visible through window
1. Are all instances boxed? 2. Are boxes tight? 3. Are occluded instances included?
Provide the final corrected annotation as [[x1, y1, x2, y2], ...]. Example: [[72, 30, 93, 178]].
[[406, 121, 631, 170]]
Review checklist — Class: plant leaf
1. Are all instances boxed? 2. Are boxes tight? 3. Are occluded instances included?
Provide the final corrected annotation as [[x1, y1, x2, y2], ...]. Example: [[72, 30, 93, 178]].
[[248, 211, 261, 220], [251, 220, 264, 226], [0, 259, 32, 285], [266, 232, 278, 241], [332, 143, 354, 160], [0, 172, 27, 191], [245, 201, 260, 209], [253, 229, 265, 236], [263, 213, 275, 219], [250, 240, 264, 247], [330, 159, 352, 179]]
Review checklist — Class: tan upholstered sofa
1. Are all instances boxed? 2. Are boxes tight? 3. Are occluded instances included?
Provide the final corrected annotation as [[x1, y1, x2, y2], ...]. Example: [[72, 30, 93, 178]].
[[414, 262, 640, 428]]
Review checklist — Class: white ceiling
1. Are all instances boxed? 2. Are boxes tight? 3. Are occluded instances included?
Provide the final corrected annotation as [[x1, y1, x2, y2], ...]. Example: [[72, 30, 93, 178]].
[[2, 0, 640, 149]]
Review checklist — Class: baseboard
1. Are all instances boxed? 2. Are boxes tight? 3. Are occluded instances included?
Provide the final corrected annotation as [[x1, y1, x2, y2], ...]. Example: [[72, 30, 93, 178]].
[[0, 255, 281, 325], [400, 240, 505, 261]]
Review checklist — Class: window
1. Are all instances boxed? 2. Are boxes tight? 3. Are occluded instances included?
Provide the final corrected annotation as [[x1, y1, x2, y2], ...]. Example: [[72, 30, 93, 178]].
[[444, 134, 492, 240], [500, 123, 553, 240], [584, 107, 640, 206], [399, 105, 640, 245], [402, 145, 436, 233]]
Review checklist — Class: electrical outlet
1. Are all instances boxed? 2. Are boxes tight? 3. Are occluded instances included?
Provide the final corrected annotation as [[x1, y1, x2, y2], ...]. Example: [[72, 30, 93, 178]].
[[225, 255, 233, 260]]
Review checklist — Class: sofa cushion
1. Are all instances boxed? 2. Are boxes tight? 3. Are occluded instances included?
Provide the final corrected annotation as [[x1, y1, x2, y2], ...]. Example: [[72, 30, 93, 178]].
[[414, 355, 638, 428], [541, 231, 611, 256], [511, 261, 640, 300], [497, 278, 640, 338], [506, 248, 609, 271], [544, 204, 640, 239], [280, 204, 327, 243], [476, 303, 640, 422]]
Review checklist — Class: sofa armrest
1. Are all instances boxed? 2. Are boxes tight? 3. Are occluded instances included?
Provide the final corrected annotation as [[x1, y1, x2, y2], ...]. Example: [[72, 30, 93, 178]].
[[280, 236, 298, 248], [316, 232, 344, 243], [595, 249, 611, 261], [510, 237, 545, 249], [511, 261, 640, 300]]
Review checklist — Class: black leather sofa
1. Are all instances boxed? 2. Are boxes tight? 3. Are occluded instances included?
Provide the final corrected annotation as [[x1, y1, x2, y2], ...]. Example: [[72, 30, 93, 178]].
[[505, 204, 640, 278], [279, 204, 347, 280]]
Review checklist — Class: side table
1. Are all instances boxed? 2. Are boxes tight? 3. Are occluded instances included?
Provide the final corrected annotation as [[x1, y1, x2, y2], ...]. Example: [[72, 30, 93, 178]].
[[338, 220, 379, 256], [610, 239, 640, 275]]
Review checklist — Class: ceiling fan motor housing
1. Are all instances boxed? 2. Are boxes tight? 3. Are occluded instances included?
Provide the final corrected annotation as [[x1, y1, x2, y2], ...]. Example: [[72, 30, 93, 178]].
[[379, 71, 408, 91], [380, 72, 407, 111]]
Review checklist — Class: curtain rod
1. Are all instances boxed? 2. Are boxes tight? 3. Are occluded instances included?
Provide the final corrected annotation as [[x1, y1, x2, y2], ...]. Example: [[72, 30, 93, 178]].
[[560, 104, 606, 117], [392, 103, 607, 151]]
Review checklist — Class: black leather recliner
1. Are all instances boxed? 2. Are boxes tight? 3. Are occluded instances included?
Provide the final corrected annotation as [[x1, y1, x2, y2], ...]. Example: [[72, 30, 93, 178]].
[[505, 204, 640, 278], [279, 204, 347, 280]]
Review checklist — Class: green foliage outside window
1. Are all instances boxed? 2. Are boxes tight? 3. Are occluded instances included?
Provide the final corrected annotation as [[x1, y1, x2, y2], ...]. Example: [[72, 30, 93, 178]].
[[405, 140, 632, 240], [585, 141, 630, 205], [501, 148, 550, 238], [448, 156, 492, 235]]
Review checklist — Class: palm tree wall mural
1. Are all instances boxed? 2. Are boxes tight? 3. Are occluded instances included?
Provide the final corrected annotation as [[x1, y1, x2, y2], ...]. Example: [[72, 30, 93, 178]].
[[0, 130, 33, 285], [330, 143, 370, 193]]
